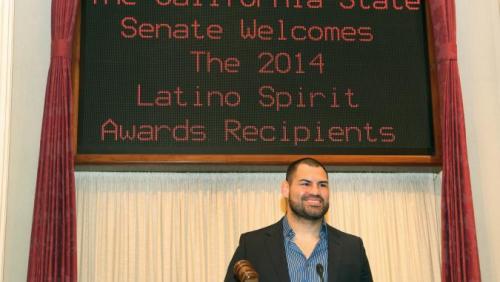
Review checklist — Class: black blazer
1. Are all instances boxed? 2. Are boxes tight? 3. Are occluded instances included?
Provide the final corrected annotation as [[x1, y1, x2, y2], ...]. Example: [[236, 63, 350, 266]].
[[224, 219, 372, 282]]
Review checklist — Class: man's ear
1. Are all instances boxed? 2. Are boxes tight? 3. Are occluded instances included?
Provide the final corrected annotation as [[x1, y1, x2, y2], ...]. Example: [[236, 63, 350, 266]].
[[281, 180, 290, 198]]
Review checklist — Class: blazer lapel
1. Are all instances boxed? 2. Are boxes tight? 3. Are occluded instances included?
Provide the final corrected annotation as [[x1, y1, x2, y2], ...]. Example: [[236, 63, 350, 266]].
[[328, 226, 342, 282], [264, 220, 290, 282]]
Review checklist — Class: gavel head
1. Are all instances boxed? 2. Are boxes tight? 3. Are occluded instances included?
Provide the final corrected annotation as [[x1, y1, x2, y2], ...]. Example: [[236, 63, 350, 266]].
[[233, 260, 259, 282]]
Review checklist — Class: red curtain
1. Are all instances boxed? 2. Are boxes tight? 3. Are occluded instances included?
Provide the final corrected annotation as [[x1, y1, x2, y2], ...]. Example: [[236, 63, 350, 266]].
[[27, 0, 78, 281], [428, 0, 481, 281]]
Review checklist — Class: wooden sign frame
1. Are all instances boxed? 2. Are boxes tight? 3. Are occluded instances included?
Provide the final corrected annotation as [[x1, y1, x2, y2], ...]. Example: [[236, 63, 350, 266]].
[[72, 3, 441, 169]]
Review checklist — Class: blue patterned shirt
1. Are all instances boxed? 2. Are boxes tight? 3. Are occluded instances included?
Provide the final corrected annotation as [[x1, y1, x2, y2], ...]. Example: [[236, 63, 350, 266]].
[[283, 217, 328, 282]]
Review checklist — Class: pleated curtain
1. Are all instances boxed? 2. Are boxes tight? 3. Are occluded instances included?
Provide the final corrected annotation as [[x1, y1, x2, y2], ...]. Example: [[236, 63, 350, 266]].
[[27, 1, 78, 281], [76, 172, 441, 282], [428, 0, 482, 280]]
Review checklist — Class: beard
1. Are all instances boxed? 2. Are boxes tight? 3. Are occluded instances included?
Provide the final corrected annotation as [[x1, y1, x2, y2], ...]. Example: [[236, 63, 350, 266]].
[[288, 195, 329, 221]]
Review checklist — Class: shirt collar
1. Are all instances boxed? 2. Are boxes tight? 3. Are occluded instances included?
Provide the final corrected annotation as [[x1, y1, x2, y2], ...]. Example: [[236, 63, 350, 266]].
[[282, 215, 328, 241]]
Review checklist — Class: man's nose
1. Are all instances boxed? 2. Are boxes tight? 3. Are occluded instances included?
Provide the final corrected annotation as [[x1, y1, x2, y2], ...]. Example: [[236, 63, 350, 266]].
[[309, 183, 320, 194]]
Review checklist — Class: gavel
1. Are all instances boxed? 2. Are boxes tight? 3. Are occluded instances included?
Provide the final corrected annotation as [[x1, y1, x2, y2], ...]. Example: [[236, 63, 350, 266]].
[[233, 260, 259, 282]]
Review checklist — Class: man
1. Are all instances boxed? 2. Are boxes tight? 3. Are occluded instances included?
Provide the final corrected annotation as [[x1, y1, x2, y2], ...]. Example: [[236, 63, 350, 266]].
[[224, 158, 372, 282]]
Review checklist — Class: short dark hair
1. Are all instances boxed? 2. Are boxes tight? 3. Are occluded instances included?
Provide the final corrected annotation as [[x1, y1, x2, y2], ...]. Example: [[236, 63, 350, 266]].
[[285, 158, 328, 182]]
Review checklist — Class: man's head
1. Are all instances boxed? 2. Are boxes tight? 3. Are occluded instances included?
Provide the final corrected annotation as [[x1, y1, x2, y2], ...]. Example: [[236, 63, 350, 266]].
[[282, 158, 330, 221]]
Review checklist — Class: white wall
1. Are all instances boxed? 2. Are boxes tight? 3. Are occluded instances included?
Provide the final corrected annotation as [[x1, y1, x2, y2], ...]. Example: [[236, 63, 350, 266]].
[[4, 0, 50, 281], [456, 1, 500, 281], [4, 0, 500, 281]]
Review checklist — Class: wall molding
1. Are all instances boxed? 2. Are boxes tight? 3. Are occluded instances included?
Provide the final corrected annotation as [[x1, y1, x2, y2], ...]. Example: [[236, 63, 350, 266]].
[[0, 0, 14, 280]]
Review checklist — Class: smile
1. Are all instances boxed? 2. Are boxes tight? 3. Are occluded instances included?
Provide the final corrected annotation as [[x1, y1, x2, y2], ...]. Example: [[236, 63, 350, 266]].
[[304, 198, 323, 206]]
